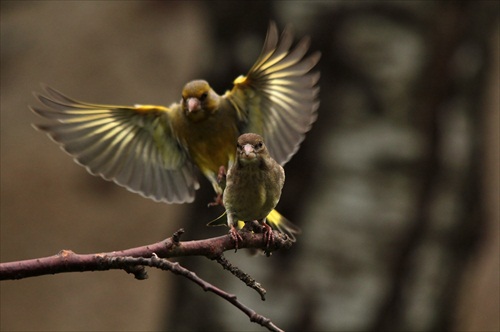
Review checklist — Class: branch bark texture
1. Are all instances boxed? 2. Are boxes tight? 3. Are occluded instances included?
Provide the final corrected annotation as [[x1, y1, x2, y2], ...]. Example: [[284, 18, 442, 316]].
[[0, 229, 292, 281]]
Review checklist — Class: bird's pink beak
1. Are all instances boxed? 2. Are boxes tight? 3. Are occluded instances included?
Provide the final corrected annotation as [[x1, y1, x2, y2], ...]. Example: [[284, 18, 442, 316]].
[[187, 98, 201, 113], [243, 144, 254, 156]]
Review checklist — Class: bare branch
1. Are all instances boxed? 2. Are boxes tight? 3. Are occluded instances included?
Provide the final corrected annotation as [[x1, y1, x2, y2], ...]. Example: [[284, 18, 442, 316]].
[[104, 254, 283, 332], [0, 229, 292, 281], [0, 229, 293, 332]]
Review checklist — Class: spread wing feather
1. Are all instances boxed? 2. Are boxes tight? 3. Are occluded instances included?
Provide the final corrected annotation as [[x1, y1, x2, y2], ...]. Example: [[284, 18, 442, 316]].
[[224, 22, 320, 165], [31, 85, 199, 203]]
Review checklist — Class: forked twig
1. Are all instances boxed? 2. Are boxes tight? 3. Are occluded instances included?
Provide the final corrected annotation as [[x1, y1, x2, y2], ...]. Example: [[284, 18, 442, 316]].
[[1, 229, 293, 332]]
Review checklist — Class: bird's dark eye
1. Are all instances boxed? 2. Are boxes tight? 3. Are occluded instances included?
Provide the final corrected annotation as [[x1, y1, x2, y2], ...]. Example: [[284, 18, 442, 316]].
[[236, 143, 242, 150], [255, 142, 263, 149], [200, 92, 208, 101]]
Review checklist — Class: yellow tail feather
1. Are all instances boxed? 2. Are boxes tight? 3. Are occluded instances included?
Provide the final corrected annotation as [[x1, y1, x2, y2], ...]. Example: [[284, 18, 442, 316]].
[[265, 209, 301, 242], [207, 209, 300, 242]]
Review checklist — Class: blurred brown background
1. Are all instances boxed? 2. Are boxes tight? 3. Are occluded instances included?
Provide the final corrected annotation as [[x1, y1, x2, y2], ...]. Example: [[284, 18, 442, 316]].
[[1, 1, 498, 331]]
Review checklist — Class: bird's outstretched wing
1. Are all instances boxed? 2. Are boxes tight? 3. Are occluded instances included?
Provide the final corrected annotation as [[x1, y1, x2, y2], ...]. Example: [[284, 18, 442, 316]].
[[31, 85, 199, 203], [224, 21, 321, 165]]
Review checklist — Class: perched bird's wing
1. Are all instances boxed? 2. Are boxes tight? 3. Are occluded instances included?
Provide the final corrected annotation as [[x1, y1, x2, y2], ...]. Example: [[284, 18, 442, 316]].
[[223, 21, 321, 165], [31, 85, 199, 203]]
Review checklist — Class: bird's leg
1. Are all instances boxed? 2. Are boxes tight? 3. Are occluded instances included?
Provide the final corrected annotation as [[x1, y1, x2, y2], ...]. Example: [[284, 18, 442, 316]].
[[260, 219, 274, 249], [216, 165, 227, 183], [207, 194, 223, 207], [207, 166, 227, 207], [229, 224, 243, 252]]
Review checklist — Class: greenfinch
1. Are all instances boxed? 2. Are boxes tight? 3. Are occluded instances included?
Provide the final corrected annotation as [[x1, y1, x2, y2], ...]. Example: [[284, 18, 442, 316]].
[[223, 133, 285, 247], [31, 22, 319, 240]]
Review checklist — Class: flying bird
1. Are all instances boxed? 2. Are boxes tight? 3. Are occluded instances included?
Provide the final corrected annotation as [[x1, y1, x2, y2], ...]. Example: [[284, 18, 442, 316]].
[[31, 22, 320, 239]]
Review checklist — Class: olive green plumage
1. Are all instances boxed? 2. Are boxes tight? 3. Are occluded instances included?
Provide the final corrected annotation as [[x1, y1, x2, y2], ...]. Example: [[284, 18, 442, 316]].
[[31, 22, 318, 240], [223, 133, 284, 227]]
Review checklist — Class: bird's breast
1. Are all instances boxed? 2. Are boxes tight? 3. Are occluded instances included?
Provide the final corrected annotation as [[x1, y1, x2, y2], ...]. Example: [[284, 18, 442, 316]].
[[171, 107, 239, 177], [224, 165, 282, 221]]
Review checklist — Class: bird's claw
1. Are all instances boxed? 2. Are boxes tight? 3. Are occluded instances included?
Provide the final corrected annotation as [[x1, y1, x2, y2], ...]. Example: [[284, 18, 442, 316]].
[[207, 166, 226, 207], [207, 193, 223, 207], [217, 165, 227, 183], [229, 225, 243, 252], [262, 223, 274, 249]]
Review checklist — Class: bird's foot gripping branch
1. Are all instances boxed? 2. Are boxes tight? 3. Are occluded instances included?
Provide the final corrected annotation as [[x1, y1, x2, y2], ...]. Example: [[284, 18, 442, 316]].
[[0, 228, 293, 332]]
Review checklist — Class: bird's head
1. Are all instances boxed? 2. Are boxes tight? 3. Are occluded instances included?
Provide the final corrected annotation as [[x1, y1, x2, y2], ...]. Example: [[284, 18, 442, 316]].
[[181, 80, 219, 121], [236, 133, 268, 165]]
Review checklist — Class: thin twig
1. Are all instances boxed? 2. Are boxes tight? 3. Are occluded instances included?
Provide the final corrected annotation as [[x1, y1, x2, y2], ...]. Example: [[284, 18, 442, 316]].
[[0, 229, 293, 331], [214, 254, 267, 300], [103, 254, 283, 332]]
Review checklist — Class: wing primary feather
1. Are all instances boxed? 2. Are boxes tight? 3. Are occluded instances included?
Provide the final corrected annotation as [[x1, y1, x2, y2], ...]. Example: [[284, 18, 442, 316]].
[[32, 85, 199, 203], [257, 25, 295, 72]]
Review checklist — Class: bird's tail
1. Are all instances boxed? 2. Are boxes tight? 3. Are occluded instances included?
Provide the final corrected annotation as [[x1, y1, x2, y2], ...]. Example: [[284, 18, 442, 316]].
[[265, 209, 301, 242]]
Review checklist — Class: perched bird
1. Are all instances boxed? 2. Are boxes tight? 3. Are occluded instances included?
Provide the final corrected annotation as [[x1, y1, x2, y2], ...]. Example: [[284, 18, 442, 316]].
[[223, 133, 285, 248], [31, 22, 319, 239]]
